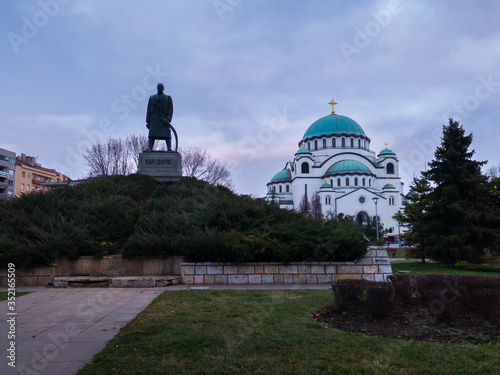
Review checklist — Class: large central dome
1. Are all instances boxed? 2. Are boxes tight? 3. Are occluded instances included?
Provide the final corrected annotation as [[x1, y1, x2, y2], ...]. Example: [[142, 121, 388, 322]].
[[302, 114, 366, 141]]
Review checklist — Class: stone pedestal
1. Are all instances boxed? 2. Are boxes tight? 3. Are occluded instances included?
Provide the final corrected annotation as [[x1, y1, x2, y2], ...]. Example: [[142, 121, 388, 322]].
[[137, 150, 182, 182]]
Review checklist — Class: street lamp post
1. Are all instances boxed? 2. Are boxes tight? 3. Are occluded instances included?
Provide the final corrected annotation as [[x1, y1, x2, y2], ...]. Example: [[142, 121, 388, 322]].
[[372, 197, 379, 242]]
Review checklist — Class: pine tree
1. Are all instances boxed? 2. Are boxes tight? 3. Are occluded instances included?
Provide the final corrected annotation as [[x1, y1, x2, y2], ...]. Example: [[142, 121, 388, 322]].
[[393, 175, 432, 262], [422, 119, 496, 263]]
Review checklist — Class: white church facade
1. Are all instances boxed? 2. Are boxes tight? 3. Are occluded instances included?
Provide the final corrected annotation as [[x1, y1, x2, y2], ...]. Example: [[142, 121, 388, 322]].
[[266, 100, 403, 232]]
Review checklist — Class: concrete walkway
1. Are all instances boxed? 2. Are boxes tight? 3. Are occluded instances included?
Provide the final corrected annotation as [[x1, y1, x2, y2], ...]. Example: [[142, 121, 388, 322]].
[[1, 284, 331, 375]]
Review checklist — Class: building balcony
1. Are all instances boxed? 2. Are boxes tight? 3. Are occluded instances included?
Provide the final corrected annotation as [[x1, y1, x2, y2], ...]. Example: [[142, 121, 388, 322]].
[[32, 179, 42, 185], [0, 182, 7, 189], [0, 171, 9, 179]]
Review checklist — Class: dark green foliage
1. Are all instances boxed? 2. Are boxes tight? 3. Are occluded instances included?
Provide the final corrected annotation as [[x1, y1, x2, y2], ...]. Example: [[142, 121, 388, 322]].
[[0, 175, 157, 267], [1, 174, 367, 267], [387, 275, 416, 306], [422, 119, 497, 263], [123, 177, 367, 262]]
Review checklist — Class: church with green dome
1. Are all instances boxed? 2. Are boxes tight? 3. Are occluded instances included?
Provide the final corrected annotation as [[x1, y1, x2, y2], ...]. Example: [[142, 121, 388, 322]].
[[266, 100, 403, 232]]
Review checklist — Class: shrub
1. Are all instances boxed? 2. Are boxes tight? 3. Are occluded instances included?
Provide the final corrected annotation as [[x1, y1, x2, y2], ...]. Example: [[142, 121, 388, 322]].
[[332, 279, 369, 312], [388, 275, 417, 306], [364, 282, 394, 318]]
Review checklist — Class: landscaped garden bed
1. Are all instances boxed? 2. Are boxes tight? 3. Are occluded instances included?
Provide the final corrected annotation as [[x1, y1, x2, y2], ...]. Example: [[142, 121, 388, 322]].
[[316, 275, 500, 345]]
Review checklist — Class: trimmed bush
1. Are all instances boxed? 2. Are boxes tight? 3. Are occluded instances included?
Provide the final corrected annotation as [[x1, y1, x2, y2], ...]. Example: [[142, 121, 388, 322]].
[[332, 279, 369, 312], [365, 282, 394, 318]]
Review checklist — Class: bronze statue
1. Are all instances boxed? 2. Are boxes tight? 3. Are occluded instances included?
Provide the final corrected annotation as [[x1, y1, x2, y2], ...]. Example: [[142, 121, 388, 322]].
[[146, 83, 173, 151]]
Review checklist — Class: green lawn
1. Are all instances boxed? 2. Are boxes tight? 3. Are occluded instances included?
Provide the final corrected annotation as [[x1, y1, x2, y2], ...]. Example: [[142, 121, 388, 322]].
[[79, 289, 500, 375], [391, 261, 500, 277], [0, 291, 29, 301]]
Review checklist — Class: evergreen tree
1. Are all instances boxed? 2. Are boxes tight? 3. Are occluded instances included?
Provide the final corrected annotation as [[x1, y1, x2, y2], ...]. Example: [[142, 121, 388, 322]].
[[393, 175, 432, 262], [422, 119, 496, 263]]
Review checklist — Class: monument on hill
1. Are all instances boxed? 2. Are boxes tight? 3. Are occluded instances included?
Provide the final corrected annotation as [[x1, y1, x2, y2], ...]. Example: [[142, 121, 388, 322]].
[[137, 83, 182, 182]]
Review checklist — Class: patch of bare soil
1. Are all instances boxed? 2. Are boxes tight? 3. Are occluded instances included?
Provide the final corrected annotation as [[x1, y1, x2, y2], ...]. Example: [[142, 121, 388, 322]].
[[315, 301, 500, 345]]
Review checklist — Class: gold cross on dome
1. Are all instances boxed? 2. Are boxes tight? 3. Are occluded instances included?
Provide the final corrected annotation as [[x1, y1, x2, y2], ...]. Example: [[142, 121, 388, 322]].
[[385, 142, 388, 149], [328, 99, 338, 114]]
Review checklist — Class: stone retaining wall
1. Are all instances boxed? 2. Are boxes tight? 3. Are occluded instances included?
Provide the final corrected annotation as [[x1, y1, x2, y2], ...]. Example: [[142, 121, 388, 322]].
[[182, 248, 392, 285], [0, 255, 183, 287]]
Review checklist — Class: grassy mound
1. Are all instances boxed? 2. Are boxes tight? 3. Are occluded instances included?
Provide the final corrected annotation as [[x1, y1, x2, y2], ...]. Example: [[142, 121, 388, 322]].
[[0, 175, 367, 267]]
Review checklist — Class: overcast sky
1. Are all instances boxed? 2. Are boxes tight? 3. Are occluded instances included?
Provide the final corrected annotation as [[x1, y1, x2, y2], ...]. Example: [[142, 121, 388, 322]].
[[2, 0, 499, 196]]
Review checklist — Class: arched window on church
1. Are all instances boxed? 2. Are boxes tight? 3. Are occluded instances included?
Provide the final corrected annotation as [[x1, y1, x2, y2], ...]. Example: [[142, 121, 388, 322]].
[[286, 185, 289, 193], [332, 138, 336, 148], [369, 179, 371, 187], [279, 185, 282, 193], [387, 163, 395, 174], [358, 139, 361, 148], [342, 138, 346, 147], [337, 178, 341, 187], [389, 196, 395, 205], [314, 140, 318, 150], [355, 177, 358, 186], [323, 139, 326, 149], [350, 138, 354, 148], [308, 142, 311, 150], [325, 195, 331, 205], [330, 179, 333, 187], [301, 162, 309, 174], [362, 178, 366, 186], [346, 178, 350, 186]]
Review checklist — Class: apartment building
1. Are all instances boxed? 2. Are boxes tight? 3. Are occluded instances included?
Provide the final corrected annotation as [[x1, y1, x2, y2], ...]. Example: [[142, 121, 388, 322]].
[[14, 154, 68, 197], [0, 148, 16, 201]]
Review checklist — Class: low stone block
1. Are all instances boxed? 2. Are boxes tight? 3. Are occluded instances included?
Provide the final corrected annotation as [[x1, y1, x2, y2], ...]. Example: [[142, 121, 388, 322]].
[[53, 280, 68, 288], [194, 275, 204, 284], [373, 258, 390, 265], [249, 275, 262, 284], [19, 276, 37, 286], [362, 274, 375, 282], [237, 266, 254, 274], [214, 275, 228, 284], [365, 250, 376, 257], [325, 265, 337, 274], [172, 256, 183, 275], [224, 266, 237, 274], [333, 274, 362, 281], [337, 266, 363, 274], [228, 275, 248, 284], [207, 266, 223, 275], [317, 274, 333, 283], [363, 266, 379, 274], [262, 275, 273, 284], [376, 250, 388, 257], [183, 266, 195, 275], [375, 274, 388, 282], [306, 275, 318, 284], [355, 257, 373, 265], [298, 265, 310, 274], [254, 265, 264, 274], [283, 275, 293, 284], [204, 275, 215, 284], [32, 267, 55, 277], [293, 274, 306, 284], [311, 265, 325, 274], [195, 266, 207, 275], [378, 265, 393, 274], [183, 275, 194, 284], [279, 266, 298, 274], [274, 275, 284, 284], [264, 266, 279, 274]]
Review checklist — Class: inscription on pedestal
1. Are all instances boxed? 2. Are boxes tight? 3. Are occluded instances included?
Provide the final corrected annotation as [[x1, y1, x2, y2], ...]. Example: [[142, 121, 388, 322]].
[[138, 151, 182, 182]]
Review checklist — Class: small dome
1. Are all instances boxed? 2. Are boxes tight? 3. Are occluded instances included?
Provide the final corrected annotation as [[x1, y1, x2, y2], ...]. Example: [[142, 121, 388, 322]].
[[378, 148, 396, 156], [270, 169, 292, 183], [320, 182, 333, 189], [383, 183, 396, 190], [302, 114, 366, 142], [295, 147, 312, 156], [324, 160, 372, 176]]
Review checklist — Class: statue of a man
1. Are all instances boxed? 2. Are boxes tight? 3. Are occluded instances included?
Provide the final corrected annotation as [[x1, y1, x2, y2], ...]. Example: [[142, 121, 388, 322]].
[[146, 83, 173, 151]]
